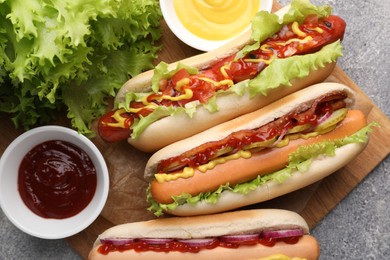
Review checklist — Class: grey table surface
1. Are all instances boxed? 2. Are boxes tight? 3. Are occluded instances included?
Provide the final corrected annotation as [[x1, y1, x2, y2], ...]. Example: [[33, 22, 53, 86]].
[[1, 1, 389, 259]]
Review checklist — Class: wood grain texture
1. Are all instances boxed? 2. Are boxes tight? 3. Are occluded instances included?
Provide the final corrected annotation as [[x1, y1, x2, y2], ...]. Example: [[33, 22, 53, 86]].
[[1, 1, 389, 259]]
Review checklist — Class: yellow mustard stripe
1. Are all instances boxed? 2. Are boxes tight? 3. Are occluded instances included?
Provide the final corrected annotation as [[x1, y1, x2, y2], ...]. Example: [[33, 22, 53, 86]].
[[155, 167, 195, 183], [141, 95, 151, 106], [220, 62, 231, 78], [198, 150, 252, 173], [275, 35, 313, 46], [195, 77, 234, 87], [291, 21, 306, 37], [175, 78, 190, 91], [161, 88, 193, 101], [130, 102, 159, 113], [141, 88, 194, 106], [308, 26, 324, 34], [244, 55, 274, 65], [106, 108, 128, 128], [260, 44, 274, 53], [107, 103, 160, 127]]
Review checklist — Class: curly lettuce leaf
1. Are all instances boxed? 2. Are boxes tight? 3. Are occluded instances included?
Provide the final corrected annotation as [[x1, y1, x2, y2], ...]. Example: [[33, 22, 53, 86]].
[[236, 0, 332, 59], [147, 123, 378, 215], [282, 0, 332, 25], [131, 106, 182, 140], [248, 40, 343, 97], [0, 0, 162, 135]]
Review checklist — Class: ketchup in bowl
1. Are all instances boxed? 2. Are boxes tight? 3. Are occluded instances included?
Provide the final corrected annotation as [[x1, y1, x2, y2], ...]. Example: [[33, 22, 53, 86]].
[[18, 140, 97, 219]]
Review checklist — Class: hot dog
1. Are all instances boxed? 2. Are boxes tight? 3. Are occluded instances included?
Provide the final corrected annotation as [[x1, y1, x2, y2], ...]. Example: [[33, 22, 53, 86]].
[[88, 209, 320, 260], [145, 83, 377, 216], [98, 0, 346, 152]]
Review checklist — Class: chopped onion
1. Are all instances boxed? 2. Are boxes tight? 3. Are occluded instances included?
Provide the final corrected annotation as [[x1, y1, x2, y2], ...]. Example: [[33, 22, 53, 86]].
[[273, 128, 288, 146], [279, 25, 289, 38], [220, 233, 259, 243], [177, 238, 217, 247], [139, 238, 174, 245], [165, 163, 185, 173], [317, 111, 332, 125], [100, 238, 135, 246], [261, 229, 304, 239]]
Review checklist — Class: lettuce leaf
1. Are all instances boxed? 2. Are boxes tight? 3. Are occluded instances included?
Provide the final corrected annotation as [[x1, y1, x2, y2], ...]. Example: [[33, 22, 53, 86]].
[[131, 106, 182, 140], [248, 41, 342, 97], [283, 0, 332, 24], [236, 0, 332, 59], [0, 0, 162, 135], [147, 123, 378, 215]]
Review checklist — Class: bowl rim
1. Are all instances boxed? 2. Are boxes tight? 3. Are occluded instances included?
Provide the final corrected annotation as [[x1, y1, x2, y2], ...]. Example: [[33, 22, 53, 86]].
[[160, 0, 273, 51], [0, 125, 109, 239]]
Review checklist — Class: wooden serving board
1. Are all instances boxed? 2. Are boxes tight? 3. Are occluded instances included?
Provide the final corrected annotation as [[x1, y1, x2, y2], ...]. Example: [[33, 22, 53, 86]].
[[0, 2, 389, 259]]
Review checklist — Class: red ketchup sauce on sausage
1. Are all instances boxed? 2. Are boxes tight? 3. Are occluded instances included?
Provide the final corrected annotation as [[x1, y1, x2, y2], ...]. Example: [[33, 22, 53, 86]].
[[18, 140, 97, 219], [98, 236, 300, 254]]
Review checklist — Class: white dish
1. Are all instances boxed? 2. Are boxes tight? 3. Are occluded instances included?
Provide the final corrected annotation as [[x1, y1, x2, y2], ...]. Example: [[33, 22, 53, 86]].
[[160, 0, 273, 51], [0, 125, 109, 239]]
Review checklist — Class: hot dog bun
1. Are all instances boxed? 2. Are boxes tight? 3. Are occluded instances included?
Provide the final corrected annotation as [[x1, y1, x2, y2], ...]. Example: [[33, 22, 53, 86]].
[[145, 83, 373, 216], [126, 63, 336, 152], [107, 2, 344, 152], [145, 83, 355, 177], [88, 209, 320, 260], [163, 142, 366, 216]]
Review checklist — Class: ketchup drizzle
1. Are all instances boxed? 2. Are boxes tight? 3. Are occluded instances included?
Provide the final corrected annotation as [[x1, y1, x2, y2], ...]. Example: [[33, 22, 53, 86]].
[[97, 236, 300, 255]]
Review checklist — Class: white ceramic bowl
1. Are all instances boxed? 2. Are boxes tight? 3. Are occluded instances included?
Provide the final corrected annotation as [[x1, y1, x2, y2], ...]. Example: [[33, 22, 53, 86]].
[[160, 0, 273, 51], [0, 125, 109, 239]]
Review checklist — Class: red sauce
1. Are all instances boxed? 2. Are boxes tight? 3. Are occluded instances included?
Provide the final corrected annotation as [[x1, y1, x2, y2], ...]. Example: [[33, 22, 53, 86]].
[[18, 140, 97, 219], [97, 236, 300, 255]]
